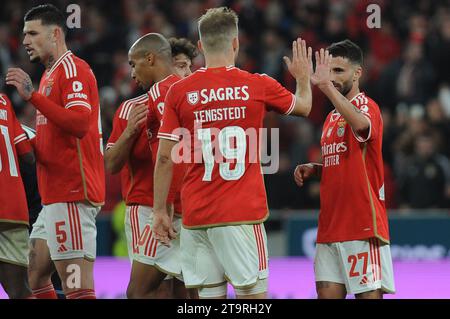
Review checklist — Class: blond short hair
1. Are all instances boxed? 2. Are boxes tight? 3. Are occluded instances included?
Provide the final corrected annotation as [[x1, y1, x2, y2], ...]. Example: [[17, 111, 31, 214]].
[[198, 7, 238, 53]]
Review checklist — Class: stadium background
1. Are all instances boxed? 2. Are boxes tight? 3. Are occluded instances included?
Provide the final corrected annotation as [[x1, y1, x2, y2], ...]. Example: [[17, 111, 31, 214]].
[[1, 0, 449, 298]]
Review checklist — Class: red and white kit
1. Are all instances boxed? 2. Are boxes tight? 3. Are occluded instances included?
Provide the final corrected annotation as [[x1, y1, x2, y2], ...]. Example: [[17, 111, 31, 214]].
[[29, 51, 105, 261], [315, 92, 395, 294], [158, 66, 296, 289]]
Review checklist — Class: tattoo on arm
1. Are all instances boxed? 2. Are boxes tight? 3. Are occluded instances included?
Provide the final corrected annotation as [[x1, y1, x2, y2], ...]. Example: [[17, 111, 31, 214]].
[[23, 77, 34, 96]]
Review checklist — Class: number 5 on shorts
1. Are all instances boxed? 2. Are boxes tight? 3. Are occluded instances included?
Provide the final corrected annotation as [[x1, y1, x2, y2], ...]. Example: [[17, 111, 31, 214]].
[[55, 221, 67, 244]]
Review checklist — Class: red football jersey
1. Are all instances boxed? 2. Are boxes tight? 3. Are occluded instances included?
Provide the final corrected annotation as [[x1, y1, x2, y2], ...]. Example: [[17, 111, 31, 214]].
[[317, 92, 389, 243], [158, 66, 296, 228], [35, 50, 105, 205], [106, 93, 151, 206], [146, 74, 184, 214], [0, 94, 32, 225]]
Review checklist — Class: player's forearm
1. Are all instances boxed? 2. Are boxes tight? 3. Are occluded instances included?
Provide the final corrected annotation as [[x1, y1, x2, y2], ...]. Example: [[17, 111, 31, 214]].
[[320, 83, 369, 132], [153, 152, 174, 213], [29, 92, 91, 138], [104, 131, 137, 174], [291, 77, 312, 117]]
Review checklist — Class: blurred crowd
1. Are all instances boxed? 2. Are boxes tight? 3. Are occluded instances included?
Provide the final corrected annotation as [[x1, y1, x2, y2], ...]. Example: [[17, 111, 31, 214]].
[[0, 0, 449, 212]]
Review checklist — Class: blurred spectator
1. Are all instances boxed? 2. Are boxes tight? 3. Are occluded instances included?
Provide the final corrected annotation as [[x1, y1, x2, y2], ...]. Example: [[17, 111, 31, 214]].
[[399, 133, 450, 209], [1, 0, 449, 212]]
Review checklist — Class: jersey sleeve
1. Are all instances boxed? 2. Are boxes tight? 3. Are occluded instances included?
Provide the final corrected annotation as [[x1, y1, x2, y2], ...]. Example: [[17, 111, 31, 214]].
[[60, 64, 94, 112], [1, 94, 31, 156], [351, 96, 381, 143], [106, 103, 127, 150], [157, 87, 181, 142], [146, 98, 162, 144], [260, 74, 296, 115]]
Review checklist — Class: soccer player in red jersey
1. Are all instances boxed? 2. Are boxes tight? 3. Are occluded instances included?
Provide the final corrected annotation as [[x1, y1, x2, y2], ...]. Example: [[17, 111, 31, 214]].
[[169, 37, 198, 78], [294, 40, 395, 299], [0, 93, 34, 298], [153, 7, 314, 299], [6, 4, 104, 299], [105, 33, 194, 299]]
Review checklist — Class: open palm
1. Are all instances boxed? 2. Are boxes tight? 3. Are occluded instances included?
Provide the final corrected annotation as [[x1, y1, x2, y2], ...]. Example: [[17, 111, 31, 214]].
[[284, 38, 313, 83], [311, 49, 332, 87]]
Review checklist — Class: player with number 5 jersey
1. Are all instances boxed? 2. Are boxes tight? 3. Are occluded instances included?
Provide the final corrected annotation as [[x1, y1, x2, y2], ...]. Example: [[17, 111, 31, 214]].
[[154, 7, 313, 299], [6, 4, 104, 299]]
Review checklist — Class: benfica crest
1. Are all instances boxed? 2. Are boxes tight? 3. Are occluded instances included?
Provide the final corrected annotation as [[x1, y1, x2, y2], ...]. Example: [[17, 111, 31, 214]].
[[186, 91, 199, 105], [44, 79, 54, 96], [337, 118, 346, 137]]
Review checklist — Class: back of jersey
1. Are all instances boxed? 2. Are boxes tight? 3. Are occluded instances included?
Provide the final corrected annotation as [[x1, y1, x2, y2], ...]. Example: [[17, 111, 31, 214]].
[[0, 94, 30, 225], [159, 66, 295, 228]]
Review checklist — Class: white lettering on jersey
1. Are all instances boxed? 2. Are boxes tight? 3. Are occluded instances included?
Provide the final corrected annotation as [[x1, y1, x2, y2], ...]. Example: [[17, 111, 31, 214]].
[[0, 109, 7, 121], [321, 142, 348, 156], [322, 142, 348, 168], [193, 106, 247, 124], [200, 86, 249, 104], [67, 93, 88, 100]]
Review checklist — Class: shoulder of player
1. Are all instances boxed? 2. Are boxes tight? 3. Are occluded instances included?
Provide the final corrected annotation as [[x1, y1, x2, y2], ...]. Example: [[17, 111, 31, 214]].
[[116, 94, 149, 120], [57, 52, 94, 80], [351, 92, 380, 111]]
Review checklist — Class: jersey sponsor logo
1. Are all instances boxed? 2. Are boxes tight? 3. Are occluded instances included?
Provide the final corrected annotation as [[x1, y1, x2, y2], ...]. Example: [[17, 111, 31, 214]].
[[36, 113, 47, 125], [322, 142, 347, 168], [187, 91, 199, 105], [199, 86, 249, 104], [360, 104, 369, 113], [67, 92, 88, 100], [72, 81, 83, 92]]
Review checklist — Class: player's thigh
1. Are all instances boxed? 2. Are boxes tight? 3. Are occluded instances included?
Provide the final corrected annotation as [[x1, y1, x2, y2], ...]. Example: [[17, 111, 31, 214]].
[[180, 227, 226, 290], [208, 224, 269, 296], [44, 202, 99, 261], [127, 259, 167, 297], [0, 225, 29, 268], [28, 238, 55, 287], [126, 205, 182, 277], [336, 238, 395, 295], [314, 243, 347, 298], [54, 257, 94, 291], [0, 261, 31, 298]]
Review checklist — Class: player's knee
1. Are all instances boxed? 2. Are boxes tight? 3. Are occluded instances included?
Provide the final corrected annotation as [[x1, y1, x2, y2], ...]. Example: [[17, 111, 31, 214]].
[[235, 278, 268, 298], [126, 280, 153, 299], [198, 284, 227, 299], [2, 279, 32, 299], [355, 289, 383, 299]]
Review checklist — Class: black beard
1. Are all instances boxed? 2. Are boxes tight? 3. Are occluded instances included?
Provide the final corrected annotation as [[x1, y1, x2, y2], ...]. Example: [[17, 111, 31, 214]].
[[340, 81, 353, 96], [30, 56, 41, 63]]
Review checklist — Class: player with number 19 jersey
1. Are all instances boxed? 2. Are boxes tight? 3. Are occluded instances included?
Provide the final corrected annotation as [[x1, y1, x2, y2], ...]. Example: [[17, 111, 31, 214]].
[[158, 66, 296, 228]]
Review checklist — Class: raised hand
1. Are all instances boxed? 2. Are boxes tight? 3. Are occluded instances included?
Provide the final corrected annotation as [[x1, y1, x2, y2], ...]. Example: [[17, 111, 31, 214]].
[[283, 38, 313, 83], [6, 68, 35, 101], [310, 48, 332, 88], [125, 103, 148, 138], [294, 163, 316, 187]]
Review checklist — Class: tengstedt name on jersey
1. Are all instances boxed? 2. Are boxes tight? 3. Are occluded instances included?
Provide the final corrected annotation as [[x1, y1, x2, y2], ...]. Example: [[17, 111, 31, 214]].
[[192, 86, 249, 124]]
